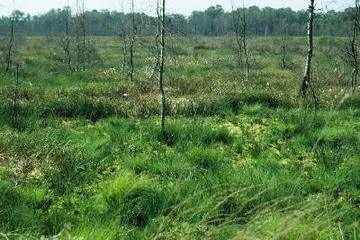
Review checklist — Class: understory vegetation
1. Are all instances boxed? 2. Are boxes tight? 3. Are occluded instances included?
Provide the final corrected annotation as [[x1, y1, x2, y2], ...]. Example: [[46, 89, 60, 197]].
[[0, 36, 359, 239]]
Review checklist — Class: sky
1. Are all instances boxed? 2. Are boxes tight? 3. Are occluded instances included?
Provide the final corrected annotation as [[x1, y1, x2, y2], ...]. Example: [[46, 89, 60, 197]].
[[0, 0, 354, 17]]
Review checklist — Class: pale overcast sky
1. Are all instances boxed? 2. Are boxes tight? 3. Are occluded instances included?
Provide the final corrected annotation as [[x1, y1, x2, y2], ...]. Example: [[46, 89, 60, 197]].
[[0, 0, 354, 16]]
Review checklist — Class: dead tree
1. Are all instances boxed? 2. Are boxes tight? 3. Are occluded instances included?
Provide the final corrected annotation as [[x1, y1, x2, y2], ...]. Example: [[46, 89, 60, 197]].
[[120, 12, 128, 72], [281, 37, 287, 69], [157, 0, 166, 132], [300, 0, 315, 96], [60, 6, 73, 72], [67, 1, 101, 72], [4, 18, 15, 74], [129, 0, 136, 81], [280, 20, 288, 69], [349, 0, 360, 91], [75, 0, 87, 71], [81, 1, 87, 71], [241, 3, 250, 82], [12, 63, 20, 128], [232, 3, 250, 82], [232, 6, 243, 68], [150, 0, 162, 81], [120, 1, 136, 80]]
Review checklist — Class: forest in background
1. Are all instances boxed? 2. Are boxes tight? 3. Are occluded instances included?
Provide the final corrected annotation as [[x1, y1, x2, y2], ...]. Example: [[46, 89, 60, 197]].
[[0, 5, 356, 37], [0, 0, 359, 238]]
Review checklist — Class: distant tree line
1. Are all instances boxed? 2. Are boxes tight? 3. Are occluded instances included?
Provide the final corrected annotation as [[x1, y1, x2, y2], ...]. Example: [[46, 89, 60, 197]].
[[0, 5, 356, 37]]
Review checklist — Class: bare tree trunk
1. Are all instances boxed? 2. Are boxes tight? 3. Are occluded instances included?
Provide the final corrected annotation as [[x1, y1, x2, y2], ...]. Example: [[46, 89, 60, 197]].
[[281, 37, 286, 69], [12, 63, 20, 127], [151, 0, 161, 81], [280, 17, 288, 69], [75, 0, 81, 71], [351, 0, 360, 91], [120, 15, 128, 72], [63, 6, 73, 72], [75, 0, 87, 71], [232, 3, 249, 82], [81, 0, 87, 71], [129, 0, 136, 81], [232, 6, 243, 67], [241, 3, 250, 82], [119, 2, 128, 73], [300, 0, 315, 96], [122, 38, 127, 71], [4, 18, 15, 74], [281, 17, 289, 69], [158, 0, 166, 132]]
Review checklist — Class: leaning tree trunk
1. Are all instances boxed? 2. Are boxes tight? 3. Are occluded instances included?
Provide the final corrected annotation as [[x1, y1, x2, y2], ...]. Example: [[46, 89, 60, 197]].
[[300, 0, 315, 96], [158, 0, 166, 132]]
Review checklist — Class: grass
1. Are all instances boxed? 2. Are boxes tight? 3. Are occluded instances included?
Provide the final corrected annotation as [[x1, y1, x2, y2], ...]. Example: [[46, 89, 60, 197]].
[[0, 36, 359, 239]]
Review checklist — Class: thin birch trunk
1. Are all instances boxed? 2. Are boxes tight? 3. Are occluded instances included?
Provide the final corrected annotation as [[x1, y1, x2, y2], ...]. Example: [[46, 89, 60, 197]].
[[158, 0, 166, 132], [300, 0, 315, 96]]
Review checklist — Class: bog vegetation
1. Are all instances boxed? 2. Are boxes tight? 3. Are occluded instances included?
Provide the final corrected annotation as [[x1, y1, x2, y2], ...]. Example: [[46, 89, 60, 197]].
[[0, 1, 359, 239]]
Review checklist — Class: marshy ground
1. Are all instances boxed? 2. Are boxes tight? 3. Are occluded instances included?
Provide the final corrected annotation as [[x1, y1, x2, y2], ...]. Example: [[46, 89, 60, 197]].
[[0, 36, 359, 239]]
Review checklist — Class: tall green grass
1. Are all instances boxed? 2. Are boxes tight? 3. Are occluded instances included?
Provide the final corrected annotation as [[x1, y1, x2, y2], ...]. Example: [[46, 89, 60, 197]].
[[0, 36, 359, 239]]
